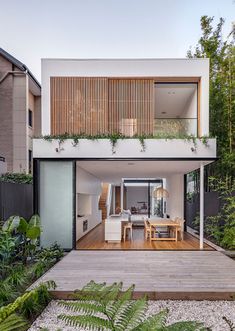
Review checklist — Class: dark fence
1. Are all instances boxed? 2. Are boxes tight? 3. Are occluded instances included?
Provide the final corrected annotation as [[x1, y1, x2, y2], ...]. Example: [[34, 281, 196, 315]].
[[186, 191, 220, 229], [0, 182, 33, 221]]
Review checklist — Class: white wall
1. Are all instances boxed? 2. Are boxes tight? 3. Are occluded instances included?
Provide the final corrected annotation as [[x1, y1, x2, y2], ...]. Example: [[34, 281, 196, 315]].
[[76, 164, 102, 240], [165, 174, 184, 219], [41, 58, 210, 136]]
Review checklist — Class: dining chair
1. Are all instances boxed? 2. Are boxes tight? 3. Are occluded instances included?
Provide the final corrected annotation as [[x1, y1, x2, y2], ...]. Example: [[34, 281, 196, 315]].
[[123, 222, 133, 242], [144, 220, 151, 240], [174, 217, 185, 240]]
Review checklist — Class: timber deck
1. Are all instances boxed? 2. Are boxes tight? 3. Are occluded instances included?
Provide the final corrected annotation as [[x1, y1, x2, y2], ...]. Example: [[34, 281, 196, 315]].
[[31, 250, 235, 300]]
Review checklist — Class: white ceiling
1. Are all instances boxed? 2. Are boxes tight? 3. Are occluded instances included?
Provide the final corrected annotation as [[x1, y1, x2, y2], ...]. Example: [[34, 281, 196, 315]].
[[154, 84, 197, 118], [77, 160, 212, 184]]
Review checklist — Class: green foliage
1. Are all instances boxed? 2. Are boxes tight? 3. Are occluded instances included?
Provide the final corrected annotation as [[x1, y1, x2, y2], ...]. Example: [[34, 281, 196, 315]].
[[0, 313, 29, 331], [2, 215, 41, 264], [0, 173, 33, 184], [0, 281, 56, 330], [0, 281, 56, 324], [0, 231, 16, 264], [203, 177, 235, 249], [58, 281, 206, 331], [187, 16, 235, 185]]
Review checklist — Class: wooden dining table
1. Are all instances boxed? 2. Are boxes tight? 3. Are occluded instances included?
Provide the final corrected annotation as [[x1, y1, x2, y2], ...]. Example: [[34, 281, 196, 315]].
[[148, 219, 180, 242]]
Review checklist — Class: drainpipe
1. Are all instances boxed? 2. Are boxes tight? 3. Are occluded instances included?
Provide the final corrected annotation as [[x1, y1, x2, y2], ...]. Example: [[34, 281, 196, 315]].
[[200, 163, 204, 249]]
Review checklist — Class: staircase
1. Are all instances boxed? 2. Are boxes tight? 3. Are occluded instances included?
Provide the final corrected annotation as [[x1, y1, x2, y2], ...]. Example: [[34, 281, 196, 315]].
[[99, 183, 109, 220]]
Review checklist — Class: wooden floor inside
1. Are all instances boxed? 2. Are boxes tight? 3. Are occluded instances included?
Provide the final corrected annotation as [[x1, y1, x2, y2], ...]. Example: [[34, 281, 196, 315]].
[[76, 222, 213, 250], [32, 250, 235, 300]]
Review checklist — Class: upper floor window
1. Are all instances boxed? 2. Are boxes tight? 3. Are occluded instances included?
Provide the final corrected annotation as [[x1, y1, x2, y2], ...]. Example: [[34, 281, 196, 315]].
[[154, 83, 198, 137], [28, 109, 33, 127]]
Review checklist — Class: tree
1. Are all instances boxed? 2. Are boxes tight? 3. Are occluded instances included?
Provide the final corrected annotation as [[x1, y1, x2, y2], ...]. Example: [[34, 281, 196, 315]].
[[187, 16, 235, 188]]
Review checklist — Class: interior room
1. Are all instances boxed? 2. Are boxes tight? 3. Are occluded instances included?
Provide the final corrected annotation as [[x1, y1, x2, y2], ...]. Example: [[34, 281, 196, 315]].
[[154, 83, 198, 136], [75, 160, 212, 250]]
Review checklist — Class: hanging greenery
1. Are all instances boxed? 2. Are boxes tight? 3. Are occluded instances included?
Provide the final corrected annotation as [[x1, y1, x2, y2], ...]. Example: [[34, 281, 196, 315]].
[[39, 132, 211, 154]]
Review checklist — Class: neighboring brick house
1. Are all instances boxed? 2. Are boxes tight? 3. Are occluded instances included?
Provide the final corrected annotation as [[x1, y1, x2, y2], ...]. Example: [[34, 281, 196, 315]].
[[0, 48, 41, 173]]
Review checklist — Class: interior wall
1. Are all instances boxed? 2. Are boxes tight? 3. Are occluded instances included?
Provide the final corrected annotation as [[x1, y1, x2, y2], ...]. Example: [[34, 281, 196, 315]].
[[76, 164, 102, 240], [181, 89, 197, 119], [181, 88, 197, 135], [165, 174, 184, 219], [126, 186, 148, 211]]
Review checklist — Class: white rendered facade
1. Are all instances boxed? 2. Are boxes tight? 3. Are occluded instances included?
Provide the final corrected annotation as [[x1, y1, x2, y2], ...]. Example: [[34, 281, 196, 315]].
[[34, 58, 216, 249]]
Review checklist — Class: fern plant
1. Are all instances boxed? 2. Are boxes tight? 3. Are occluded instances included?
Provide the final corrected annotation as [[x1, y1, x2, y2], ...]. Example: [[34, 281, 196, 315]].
[[0, 313, 29, 331], [58, 281, 207, 331], [0, 280, 56, 329]]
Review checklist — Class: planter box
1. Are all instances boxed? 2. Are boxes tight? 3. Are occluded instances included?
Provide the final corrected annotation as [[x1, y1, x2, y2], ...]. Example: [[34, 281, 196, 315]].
[[33, 138, 217, 159]]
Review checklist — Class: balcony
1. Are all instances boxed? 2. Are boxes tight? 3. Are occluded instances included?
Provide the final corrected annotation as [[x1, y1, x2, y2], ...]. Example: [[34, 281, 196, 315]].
[[154, 118, 197, 137], [115, 118, 198, 137]]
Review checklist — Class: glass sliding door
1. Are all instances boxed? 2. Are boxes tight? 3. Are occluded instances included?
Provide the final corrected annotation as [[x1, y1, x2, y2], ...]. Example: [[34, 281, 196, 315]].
[[123, 179, 163, 218], [149, 182, 163, 217], [39, 161, 74, 249]]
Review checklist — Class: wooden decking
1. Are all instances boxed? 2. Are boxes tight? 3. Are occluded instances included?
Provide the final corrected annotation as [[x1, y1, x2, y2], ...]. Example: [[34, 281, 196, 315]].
[[76, 222, 213, 250], [32, 250, 235, 300]]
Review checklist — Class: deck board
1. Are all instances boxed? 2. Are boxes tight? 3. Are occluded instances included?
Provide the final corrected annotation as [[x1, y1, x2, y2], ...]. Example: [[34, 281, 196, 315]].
[[31, 250, 235, 300]]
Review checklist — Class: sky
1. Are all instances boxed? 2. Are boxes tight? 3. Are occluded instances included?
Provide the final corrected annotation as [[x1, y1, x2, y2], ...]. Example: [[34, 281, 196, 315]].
[[0, 0, 234, 82]]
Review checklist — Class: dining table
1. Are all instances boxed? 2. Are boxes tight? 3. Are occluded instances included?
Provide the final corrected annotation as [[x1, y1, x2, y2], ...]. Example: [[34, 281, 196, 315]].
[[148, 219, 180, 242]]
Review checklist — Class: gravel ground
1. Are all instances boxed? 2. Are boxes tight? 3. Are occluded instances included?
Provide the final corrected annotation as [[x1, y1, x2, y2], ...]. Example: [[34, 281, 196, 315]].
[[29, 300, 235, 331]]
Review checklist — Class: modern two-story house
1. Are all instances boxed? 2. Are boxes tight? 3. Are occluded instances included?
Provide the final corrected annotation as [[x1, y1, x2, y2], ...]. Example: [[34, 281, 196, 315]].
[[33, 58, 217, 250]]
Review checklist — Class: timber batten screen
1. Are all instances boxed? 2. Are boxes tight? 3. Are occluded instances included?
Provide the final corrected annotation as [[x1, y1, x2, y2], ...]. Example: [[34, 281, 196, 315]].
[[50, 77, 154, 135], [51, 77, 108, 135], [108, 79, 154, 135]]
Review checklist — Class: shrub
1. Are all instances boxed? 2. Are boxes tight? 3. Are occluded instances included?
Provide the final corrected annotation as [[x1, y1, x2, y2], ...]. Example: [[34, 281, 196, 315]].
[[0, 173, 33, 184]]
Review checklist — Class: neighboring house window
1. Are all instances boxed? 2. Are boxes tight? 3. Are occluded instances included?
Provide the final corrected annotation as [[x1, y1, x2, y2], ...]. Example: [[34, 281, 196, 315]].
[[28, 150, 32, 173], [28, 109, 33, 127]]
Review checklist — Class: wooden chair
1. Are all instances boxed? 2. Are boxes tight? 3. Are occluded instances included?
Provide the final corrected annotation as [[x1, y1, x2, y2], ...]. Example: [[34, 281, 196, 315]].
[[174, 217, 185, 240], [144, 220, 152, 240], [123, 222, 133, 242]]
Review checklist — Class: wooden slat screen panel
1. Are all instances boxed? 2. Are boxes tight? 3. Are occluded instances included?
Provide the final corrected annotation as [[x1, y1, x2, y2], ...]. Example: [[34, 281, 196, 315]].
[[108, 79, 154, 135], [51, 77, 108, 135]]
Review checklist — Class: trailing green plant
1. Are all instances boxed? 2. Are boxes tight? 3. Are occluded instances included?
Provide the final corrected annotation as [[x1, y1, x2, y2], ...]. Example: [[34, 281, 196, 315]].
[[58, 280, 206, 331], [0, 173, 33, 184], [39, 132, 211, 156], [3, 215, 41, 264]]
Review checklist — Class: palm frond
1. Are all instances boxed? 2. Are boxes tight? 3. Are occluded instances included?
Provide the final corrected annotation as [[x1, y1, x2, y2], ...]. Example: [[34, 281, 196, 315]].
[[0, 313, 29, 331], [165, 321, 207, 331], [58, 314, 113, 330], [132, 309, 168, 331], [58, 300, 105, 315]]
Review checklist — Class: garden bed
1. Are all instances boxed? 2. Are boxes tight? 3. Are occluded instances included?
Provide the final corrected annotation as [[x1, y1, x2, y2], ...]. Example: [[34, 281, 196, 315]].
[[29, 299, 235, 331]]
